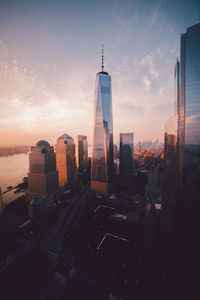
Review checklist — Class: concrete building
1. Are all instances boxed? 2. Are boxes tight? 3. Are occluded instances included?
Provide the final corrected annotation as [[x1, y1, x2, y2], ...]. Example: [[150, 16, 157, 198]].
[[28, 195, 53, 220], [76, 135, 88, 170], [27, 140, 58, 198], [113, 144, 118, 160], [145, 167, 163, 200], [56, 134, 77, 189], [119, 133, 134, 184], [27, 140, 59, 219]]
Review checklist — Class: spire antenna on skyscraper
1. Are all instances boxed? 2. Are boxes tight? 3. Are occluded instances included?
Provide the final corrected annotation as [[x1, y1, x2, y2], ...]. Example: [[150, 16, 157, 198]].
[[101, 44, 104, 72], [92, 45, 113, 194]]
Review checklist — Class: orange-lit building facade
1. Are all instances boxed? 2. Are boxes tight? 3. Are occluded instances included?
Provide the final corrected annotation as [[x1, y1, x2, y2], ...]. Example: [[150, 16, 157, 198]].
[[56, 134, 77, 188]]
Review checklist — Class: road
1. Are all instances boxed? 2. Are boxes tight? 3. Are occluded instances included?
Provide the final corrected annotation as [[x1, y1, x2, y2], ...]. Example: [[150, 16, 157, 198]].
[[37, 184, 89, 254]]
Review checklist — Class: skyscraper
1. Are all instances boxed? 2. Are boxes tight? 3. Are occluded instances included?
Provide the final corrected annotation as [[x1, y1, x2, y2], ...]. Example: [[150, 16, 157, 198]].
[[163, 23, 200, 217], [119, 133, 134, 184], [179, 23, 200, 207], [163, 59, 179, 216], [76, 135, 88, 170], [56, 134, 77, 188], [27, 140, 59, 197], [91, 47, 114, 194]]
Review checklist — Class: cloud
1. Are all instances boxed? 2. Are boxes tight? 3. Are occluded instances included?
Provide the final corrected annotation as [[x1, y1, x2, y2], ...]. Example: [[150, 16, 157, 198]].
[[159, 86, 165, 95], [149, 0, 162, 29], [0, 42, 36, 103], [0, 39, 95, 137], [144, 76, 151, 92], [141, 54, 160, 79], [0, 3, 177, 145], [144, 103, 153, 116]]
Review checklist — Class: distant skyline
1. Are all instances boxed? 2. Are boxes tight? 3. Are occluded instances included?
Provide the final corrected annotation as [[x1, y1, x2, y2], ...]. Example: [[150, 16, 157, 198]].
[[0, 0, 199, 145]]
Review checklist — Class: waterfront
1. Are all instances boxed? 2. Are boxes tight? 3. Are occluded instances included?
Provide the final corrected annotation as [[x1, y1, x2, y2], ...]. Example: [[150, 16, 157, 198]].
[[0, 153, 29, 204]]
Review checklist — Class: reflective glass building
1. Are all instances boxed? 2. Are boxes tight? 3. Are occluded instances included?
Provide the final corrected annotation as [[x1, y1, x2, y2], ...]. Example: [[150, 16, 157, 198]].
[[119, 133, 134, 184], [180, 23, 200, 206], [163, 114, 179, 215], [163, 59, 179, 215], [163, 23, 200, 217], [91, 56, 114, 194]]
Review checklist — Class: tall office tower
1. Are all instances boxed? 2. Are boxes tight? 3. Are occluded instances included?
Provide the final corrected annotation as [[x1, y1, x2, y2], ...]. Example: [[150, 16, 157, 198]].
[[113, 144, 118, 160], [180, 23, 200, 207], [119, 133, 134, 184], [138, 141, 142, 152], [91, 47, 114, 194], [76, 135, 88, 170], [56, 134, 77, 188], [163, 23, 200, 217], [163, 59, 179, 216], [28, 140, 59, 197]]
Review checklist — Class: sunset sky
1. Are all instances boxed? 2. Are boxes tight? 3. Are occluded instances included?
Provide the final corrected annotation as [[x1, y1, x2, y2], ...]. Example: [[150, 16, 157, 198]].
[[0, 0, 199, 146]]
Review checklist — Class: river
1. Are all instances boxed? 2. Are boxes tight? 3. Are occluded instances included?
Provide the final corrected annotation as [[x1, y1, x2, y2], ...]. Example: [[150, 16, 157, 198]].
[[0, 153, 29, 205], [0, 146, 92, 206]]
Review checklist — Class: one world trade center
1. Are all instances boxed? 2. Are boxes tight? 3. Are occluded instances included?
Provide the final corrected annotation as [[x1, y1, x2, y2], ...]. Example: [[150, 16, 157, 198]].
[[91, 46, 114, 194]]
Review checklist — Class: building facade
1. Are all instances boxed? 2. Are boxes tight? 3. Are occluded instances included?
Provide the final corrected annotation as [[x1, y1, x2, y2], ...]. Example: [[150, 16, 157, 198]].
[[27, 140, 59, 197], [91, 53, 114, 194], [119, 133, 134, 184], [163, 59, 180, 215], [56, 134, 77, 188], [163, 23, 200, 218], [76, 135, 88, 170], [180, 23, 200, 207]]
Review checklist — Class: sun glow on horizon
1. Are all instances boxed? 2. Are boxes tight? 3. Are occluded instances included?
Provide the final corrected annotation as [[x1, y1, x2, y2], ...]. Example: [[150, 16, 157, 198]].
[[0, 0, 199, 146]]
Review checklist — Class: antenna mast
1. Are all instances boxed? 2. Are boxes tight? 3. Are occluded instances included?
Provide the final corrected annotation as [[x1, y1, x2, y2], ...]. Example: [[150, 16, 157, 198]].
[[101, 44, 104, 72]]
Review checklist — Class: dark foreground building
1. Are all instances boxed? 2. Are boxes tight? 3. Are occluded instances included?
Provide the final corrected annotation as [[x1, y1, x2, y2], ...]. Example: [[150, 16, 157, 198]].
[[162, 23, 200, 300], [163, 23, 200, 219], [119, 133, 134, 184]]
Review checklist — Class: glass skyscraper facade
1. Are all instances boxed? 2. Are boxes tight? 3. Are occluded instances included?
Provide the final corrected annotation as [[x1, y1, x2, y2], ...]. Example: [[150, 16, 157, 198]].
[[91, 64, 114, 194], [174, 58, 180, 115], [163, 23, 200, 217], [180, 23, 200, 205], [163, 114, 179, 215], [163, 59, 179, 215]]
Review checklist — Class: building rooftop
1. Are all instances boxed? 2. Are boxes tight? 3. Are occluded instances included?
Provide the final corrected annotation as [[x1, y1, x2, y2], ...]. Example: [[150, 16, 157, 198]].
[[30, 196, 48, 207], [36, 140, 50, 147], [110, 212, 138, 223], [58, 134, 73, 140], [97, 71, 109, 76]]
